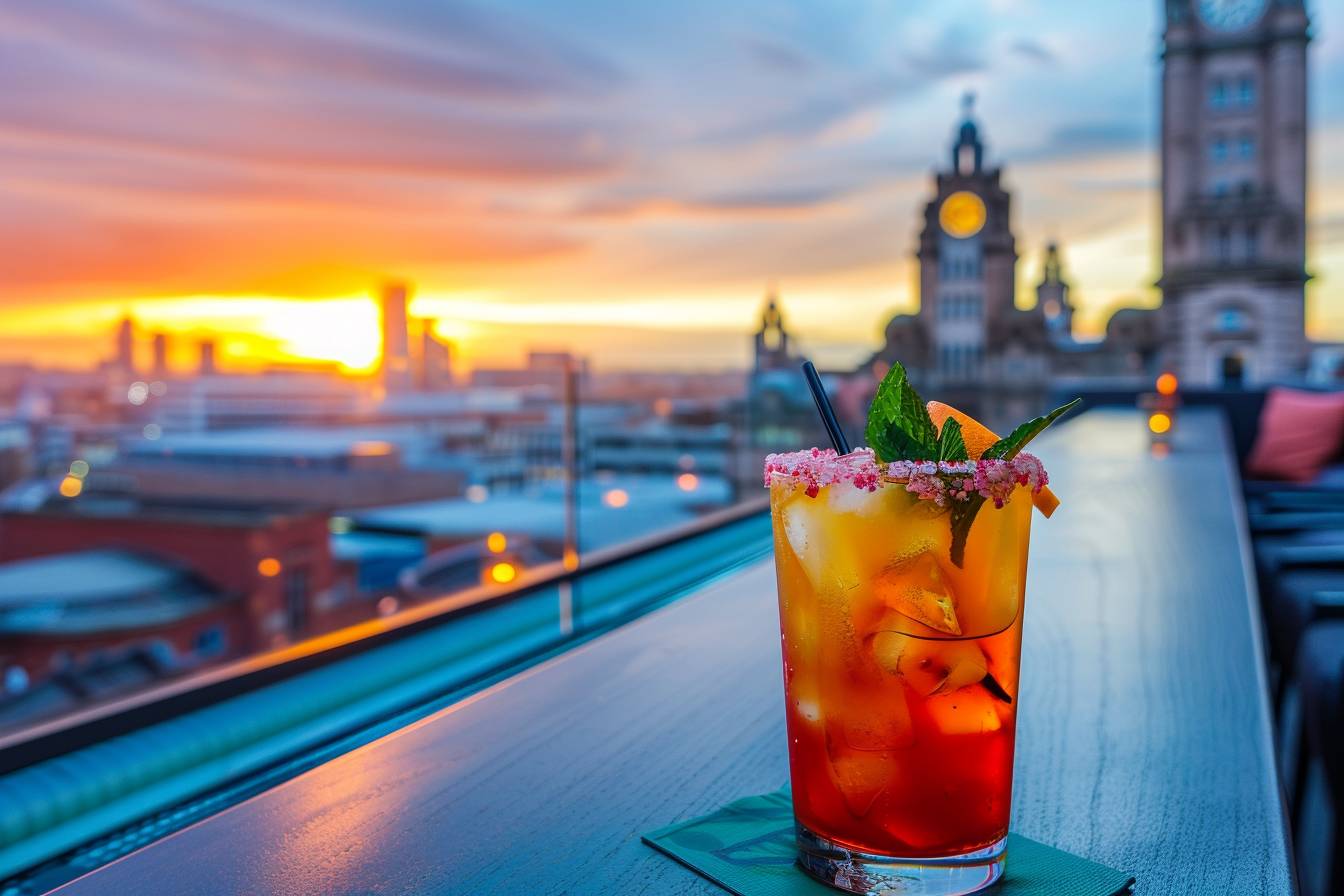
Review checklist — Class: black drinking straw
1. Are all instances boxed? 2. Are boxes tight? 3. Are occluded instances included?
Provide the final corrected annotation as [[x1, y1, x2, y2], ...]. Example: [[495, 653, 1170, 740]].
[[801, 360, 852, 454]]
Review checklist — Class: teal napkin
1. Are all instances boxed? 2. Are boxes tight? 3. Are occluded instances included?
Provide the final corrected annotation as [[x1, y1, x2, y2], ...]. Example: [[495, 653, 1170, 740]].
[[643, 789, 1134, 895]]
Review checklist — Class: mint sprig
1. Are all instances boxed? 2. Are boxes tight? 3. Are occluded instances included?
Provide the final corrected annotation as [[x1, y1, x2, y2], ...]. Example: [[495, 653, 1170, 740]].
[[982, 398, 1082, 461], [935, 416, 968, 462], [863, 365, 1081, 568], [948, 494, 985, 568], [864, 362, 937, 462]]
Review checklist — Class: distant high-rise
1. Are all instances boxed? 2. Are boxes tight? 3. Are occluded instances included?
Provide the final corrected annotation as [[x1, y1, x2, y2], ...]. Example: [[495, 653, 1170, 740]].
[[1160, 0, 1309, 386], [380, 282, 412, 392], [115, 316, 135, 373], [151, 332, 169, 376], [417, 320, 454, 391], [199, 339, 217, 376]]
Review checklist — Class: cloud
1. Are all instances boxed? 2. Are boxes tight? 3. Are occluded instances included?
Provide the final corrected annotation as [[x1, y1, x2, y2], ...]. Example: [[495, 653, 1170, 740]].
[[1009, 37, 1058, 65], [573, 183, 856, 220], [740, 36, 814, 74], [0, 0, 630, 186], [1016, 120, 1151, 162], [903, 24, 986, 78], [0, 0, 622, 102]]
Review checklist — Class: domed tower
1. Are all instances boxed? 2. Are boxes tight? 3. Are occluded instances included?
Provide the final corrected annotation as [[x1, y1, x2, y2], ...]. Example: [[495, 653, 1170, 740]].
[[915, 93, 1018, 385], [752, 287, 793, 373], [1036, 242, 1075, 347]]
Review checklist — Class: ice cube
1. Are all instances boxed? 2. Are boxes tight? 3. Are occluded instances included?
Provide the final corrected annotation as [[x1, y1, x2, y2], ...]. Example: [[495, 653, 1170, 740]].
[[873, 552, 961, 635], [826, 692, 913, 752], [779, 489, 862, 594], [942, 494, 1028, 637], [825, 726, 904, 817], [869, 631, 988, 697], [788, 665, 824, 727], [795, 697, 823, 724], [926, 686, 1007, 735], [825, 481, 887, 517], [932, 648, 989, 695]]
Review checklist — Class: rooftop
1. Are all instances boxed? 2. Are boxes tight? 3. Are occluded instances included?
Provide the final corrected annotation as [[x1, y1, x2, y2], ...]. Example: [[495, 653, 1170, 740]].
[[350, 474, 733, 549], [0, 548, 225, 634]]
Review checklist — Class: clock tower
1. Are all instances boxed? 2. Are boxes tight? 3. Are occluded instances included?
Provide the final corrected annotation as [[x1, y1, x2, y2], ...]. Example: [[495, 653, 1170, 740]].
[[1160, 0, 1310, 386], [916, 94, 1018, 387]]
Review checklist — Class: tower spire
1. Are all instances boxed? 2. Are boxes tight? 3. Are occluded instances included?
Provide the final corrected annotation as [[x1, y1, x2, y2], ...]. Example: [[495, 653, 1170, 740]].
[[952, 92, 983, 175]]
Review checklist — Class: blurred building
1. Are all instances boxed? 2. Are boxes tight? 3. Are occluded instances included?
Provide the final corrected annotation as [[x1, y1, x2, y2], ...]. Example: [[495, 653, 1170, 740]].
[[417, 320, 454, 391], [144, 372, 371, 429], [1037, 243, 1075, 348], [744, 294, 832, 469], [471, 351, 588, 395], [114, 316, 135, 373], [85, 427, 465, 509], [151, 332, 169, 377], [0, 501, 371, 725], [198, 339, 217, 376], [354, 473, 734, 597], [0, 549, 234, 718], [0, 422, 33, 491], [753, 290, 793, 373], [1159, 0, 1310, 386], [834, 98, 1160, 428], [381, 282, 413, 393]]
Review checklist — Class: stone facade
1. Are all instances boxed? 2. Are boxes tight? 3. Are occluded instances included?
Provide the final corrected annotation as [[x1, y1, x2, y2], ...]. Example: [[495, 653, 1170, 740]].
[[1159, 0, 1310, 385]]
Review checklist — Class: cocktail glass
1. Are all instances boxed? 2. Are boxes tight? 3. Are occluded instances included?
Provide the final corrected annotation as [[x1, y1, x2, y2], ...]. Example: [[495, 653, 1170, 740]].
[[769, 456, 1032, 895]]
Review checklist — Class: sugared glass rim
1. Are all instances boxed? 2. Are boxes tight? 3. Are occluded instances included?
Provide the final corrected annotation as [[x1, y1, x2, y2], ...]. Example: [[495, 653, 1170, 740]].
[[764, 446, 1048, 508]]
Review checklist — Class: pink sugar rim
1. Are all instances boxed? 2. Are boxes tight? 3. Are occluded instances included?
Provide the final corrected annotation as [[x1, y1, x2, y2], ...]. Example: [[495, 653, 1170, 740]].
[[763, 446, 1049, 509]]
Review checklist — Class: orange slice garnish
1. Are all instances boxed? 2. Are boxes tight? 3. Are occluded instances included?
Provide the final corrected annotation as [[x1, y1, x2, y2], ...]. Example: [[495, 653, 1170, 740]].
[[927, 401, 1060, 518]]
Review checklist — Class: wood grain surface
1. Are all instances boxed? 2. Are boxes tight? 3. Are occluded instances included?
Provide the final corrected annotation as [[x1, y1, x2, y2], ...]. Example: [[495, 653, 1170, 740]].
[[55, 409, 1293, 895]]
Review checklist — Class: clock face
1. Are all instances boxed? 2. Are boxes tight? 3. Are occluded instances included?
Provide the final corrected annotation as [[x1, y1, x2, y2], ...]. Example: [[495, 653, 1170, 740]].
[[939, 191, 986, 239], [1196, 0, 1266, 32]]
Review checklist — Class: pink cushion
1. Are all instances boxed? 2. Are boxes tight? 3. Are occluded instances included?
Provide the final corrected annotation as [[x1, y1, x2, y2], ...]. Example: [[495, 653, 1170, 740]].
[[1245, 388, 1344, 482]]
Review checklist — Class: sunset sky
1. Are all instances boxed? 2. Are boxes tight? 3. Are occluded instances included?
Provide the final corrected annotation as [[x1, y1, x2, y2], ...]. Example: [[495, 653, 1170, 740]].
[[2, 0, 1342, 373]]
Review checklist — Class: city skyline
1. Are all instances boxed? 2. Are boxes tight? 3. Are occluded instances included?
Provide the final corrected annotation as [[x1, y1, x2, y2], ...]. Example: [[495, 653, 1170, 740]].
[[2, 0, 1342, 374]]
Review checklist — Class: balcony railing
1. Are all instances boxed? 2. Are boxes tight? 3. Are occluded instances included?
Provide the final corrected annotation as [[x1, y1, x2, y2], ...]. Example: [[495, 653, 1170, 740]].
[[0, 495, 771, 889]]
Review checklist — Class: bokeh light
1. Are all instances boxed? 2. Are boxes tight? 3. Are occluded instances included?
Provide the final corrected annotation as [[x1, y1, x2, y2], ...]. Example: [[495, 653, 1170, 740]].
[[127, 382, 149, 405], [58, 475, 83, 498], [486, 532, 508, 553], [1156, 373, 1178, 396], [257, 557, 282, 577], [677, 472, 699, 491], [490, 562, 517, 584], [1148, 412, 1172, 435], [603, 488, 629, 508], [465, 484, 489, 503]]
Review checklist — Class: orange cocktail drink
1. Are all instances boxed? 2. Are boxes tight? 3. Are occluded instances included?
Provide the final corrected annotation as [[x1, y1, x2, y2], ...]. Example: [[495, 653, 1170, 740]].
[[765, 445, 1041, 895]]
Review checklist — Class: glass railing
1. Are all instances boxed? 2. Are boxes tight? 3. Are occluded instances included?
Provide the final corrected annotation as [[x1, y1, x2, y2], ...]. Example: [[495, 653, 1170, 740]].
[[0, 497, 772, 891]]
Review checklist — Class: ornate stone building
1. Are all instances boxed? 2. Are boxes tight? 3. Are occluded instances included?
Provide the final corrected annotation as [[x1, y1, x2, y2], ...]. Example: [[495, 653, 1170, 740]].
[[1159, 0, 1310, 385], [753, 290, 793, 373], [874, 99, 1073, 428]]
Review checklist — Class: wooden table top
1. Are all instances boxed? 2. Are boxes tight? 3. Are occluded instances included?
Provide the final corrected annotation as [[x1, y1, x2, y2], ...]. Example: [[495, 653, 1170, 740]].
[[56, 408, 1294, 895]]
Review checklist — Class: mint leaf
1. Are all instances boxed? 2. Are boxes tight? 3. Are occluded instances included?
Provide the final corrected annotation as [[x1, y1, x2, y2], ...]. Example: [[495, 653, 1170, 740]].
[[983, 398, 1082, 460], [935, 417, 968, 462], [865, 362, 937, 462], [949, 494, 984, 567]]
